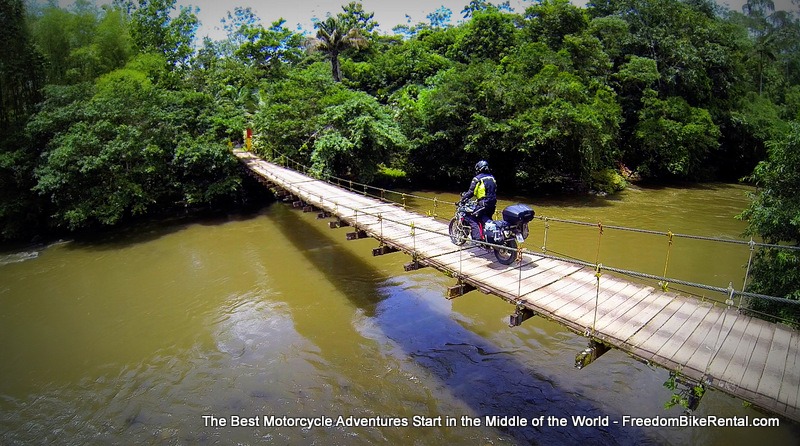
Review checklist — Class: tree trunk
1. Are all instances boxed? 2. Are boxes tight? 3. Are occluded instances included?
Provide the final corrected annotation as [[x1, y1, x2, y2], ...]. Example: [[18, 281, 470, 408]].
[[330, 52, 341, 82]]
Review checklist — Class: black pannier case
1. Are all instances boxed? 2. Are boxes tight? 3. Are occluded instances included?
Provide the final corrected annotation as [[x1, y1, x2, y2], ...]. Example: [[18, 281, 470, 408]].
[[502, 204, 534, 225]]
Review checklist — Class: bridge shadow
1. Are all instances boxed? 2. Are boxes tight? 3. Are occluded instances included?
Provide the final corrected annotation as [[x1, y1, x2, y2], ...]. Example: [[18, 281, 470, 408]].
[[268, 201, 655, 445]]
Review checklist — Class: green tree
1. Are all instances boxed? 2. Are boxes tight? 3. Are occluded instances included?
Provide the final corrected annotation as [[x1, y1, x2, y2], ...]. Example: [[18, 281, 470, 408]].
[[723, 92, 788, 178], [461, 0, 491, 18], [29, 1, 132, 85], [234, 20, 304, 76], [29, 5, 72, 84], [739, 123, 800, 326], [588, 0, 747, 106], [311, 90, 408, 182], [117, 0, 198, 68], [588, 16, 631, 65], [31, 55, 240, 230], [507, 65, 622, 187], [524, 0, 589, 49], [0, 0, 48, 240], [1, 0, 46, 125], [338, 1, 379, 33], [401, 55, 621, 191], [221, 6, 260, 45], [460, 0, 512, 19], [348, 37, 451, 98], [255, 63, 338, 162], [451, 9, 518, 62], [427, 6, 453, 28], [307, 16, 367, 82], [633, 91, 720, 179], [255, 63, 406, 182], [189, 39, 260, 142]]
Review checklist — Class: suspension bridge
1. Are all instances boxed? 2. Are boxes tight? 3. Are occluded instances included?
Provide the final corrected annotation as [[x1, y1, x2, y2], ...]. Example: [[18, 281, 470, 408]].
[[233, 148, 800, 423]]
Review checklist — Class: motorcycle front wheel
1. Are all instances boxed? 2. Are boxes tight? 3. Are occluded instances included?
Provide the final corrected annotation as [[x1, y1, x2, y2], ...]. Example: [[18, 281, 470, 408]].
[[449, 218, 469, 246], [494, 238, 518, 265]]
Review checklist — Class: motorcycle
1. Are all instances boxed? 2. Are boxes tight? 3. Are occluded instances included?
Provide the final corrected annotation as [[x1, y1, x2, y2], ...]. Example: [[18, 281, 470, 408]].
[[448, 200, 535, 265]]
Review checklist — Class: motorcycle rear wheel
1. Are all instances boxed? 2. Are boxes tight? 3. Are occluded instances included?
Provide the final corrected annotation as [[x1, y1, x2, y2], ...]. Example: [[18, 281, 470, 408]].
[[494, 239, 518, 265]]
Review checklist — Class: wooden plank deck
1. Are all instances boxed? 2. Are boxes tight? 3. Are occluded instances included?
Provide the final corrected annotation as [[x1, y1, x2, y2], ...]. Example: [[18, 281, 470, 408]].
[[234, 149, 800, 422]]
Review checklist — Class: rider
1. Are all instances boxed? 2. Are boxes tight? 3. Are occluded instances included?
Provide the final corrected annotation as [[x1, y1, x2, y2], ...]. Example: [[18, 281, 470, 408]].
[[461, 160, 497, 242]]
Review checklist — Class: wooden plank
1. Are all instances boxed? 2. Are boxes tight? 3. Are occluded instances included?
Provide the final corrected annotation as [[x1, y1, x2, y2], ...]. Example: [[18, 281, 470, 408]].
[[424, 248, 498, 276], [381, 225, 450, 244], [499, 267, 578, 301], [464, 258, 539, 284], [706, 314, 751, 391], [526, 269, 597, 311], [626, 297, 690, 355], [344, 209, 418, 226], [638, 298, 704, 363], [518, 274, 588, 311], [597, 287, 663, 341], [372, 228, 444, 247], [737, 323, 775, 393], [592, 282, 653, 328], [551, 280, 602, 317], [685, 309, 741, 379], [670, 307, 726, 376], [652, 301, 714, 364], [720, 317, 764, 389], [373, 227, 447, 249], [795, 342, 800, 421], [460, 256, 576, 299], [465, 257, 578, 297], [756, 323, 792, 411], [565, 279, 635, 330], [471, 257, 574, 290], [777, 329, 800, 408], [573, 281, 646, 331]]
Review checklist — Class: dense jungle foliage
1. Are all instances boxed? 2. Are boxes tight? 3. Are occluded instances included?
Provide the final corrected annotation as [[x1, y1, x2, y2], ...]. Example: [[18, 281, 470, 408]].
[[1, 0, 798, 320]]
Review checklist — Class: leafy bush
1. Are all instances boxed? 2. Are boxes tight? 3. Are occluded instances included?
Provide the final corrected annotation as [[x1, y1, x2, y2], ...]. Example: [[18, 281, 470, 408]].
[[740, 123, 800, 326], [590, 168, 627, 194]]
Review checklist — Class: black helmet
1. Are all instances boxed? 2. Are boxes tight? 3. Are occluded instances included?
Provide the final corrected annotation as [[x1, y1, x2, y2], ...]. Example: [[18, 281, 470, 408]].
[[475, 160, 489, 174]]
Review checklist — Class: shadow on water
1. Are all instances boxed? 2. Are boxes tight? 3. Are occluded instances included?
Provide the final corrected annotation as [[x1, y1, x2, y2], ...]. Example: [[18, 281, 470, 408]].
[[62, 207, 271, 252], [268, 201, 655, 445]]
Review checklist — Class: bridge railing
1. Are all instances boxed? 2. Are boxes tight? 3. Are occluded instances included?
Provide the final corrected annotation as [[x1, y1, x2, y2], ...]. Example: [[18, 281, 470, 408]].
[[256, 148, 800, 327]]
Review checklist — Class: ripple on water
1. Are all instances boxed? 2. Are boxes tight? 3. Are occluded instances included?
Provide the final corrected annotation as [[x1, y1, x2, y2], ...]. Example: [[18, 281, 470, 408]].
[[0, 251, 39, 266]]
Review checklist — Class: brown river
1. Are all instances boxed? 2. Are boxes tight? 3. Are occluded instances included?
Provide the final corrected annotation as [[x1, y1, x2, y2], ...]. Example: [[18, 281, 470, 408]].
[[1, 183, 798, 445]]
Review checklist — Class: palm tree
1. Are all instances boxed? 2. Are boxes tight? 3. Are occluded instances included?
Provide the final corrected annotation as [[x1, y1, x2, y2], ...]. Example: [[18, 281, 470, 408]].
[[307, 17, 367, 82], [743, 0, 777, 94]]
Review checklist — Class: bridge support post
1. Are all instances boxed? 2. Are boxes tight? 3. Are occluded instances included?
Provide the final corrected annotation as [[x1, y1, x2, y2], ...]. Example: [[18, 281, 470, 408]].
[[372, 245, 400, 256], [403, 260, 428, 271], [317, 211, 331, 219], [509, 305, 536, 327], [575, 339, 611, 370], [329, 219, 350, 229], [446, 281, 476, 299], [346, 230, 368, 240]]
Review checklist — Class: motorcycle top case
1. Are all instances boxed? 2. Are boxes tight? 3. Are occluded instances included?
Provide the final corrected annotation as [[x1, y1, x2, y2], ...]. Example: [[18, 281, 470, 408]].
[[502, 204, 535, 225]]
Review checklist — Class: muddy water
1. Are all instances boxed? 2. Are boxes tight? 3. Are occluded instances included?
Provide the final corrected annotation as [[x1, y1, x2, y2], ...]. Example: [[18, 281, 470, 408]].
[[1, 183, 798, 445]]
